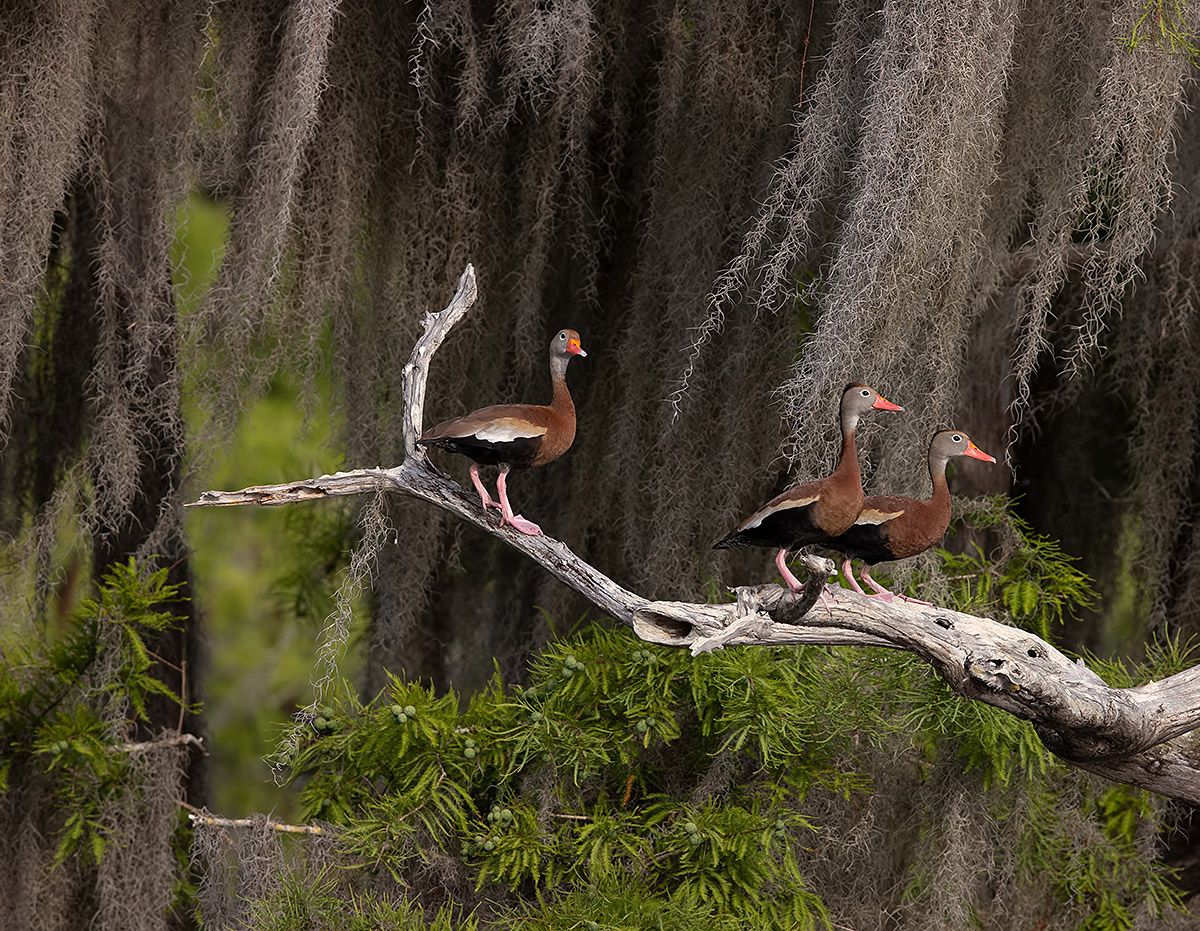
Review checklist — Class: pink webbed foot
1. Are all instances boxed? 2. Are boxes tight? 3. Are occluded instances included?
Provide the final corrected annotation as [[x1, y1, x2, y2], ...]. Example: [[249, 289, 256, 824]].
[[503, 513, 542, 536], [860, 566, 930, 605]]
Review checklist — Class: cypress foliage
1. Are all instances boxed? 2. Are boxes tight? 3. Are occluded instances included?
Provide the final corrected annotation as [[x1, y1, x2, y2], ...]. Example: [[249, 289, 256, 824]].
[[0, 518, 1192, 928], [184, 505, 1187, 929], [0, 560, 191, 929]]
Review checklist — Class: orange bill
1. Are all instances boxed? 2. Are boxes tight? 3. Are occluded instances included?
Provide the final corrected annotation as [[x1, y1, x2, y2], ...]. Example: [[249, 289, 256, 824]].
[[964, 440, 996, 463]]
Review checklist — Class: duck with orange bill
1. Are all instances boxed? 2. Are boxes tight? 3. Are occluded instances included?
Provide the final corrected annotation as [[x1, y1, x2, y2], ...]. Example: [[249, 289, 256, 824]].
[[714, 384, 905, 592], [418, 329, 586, 536], [828, 429, 996, 605]]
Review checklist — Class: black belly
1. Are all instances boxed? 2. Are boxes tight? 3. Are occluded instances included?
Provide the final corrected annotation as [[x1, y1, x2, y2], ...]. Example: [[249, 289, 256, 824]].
[[827, 523, 895, 565], [418, 435, 542, 467], [715, 506, 831, 551]]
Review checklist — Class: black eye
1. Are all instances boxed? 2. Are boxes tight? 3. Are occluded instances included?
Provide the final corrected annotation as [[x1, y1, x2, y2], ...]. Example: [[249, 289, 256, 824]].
[[860, 389, 870, 398], [952, 434, 962, 443], [558, 332, 566, 340]]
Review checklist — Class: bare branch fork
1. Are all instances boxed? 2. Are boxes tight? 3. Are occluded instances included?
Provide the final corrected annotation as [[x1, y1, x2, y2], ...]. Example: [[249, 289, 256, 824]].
[[189, 265, 1200, 804]]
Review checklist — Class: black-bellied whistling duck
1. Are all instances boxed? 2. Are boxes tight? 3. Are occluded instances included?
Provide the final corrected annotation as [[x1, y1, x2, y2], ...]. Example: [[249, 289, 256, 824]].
[[828, 429, 996, 604], [714, 384, 904, 592], [418, 329, 586, 536]]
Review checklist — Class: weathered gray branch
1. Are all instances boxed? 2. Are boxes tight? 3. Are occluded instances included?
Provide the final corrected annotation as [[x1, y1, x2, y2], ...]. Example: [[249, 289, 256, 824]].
[[180, 801, 326, 835], [118, 732, 206, 755], [402, 265, 478, 458], [189, 265, 1200, 805]]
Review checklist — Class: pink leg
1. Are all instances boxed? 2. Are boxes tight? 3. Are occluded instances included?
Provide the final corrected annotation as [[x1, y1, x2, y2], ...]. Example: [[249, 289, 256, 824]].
[[469, 464, 501, 513], [496, 465, 542, 536], [859, 565, 934, 605], [841, 558, 867, 596], [775, 549, 804, 593]]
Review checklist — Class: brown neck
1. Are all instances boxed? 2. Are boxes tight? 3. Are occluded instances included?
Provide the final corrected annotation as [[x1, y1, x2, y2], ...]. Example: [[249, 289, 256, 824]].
[[549, 355, 574, 417]]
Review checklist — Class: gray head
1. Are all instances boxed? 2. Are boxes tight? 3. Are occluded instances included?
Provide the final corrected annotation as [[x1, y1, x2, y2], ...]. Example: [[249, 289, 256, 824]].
[[551, 328, 586, 359], [929, 429, 996, 467], [549, 328, 586, 377], [840, 383, 904, 432]]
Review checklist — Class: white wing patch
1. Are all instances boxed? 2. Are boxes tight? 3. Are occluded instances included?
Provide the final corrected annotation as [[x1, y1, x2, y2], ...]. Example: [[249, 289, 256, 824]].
[[855, 508, 905, 526], [471, 418, 548, 443], [741, 494, 819, 530]]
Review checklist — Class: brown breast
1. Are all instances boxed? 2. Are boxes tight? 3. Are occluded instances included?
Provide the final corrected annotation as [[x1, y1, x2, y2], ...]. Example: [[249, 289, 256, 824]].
[[808, 469, 863, 536], [866, 493, 952, 559], [530, 405, 575, 466], [807, 427, 865, 535]]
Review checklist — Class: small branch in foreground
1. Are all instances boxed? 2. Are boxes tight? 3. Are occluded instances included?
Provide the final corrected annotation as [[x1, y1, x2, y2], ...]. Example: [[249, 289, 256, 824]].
[[179, 800, 327, 835], [119, 733, 206, 755], [188, 265, 1200, 806]]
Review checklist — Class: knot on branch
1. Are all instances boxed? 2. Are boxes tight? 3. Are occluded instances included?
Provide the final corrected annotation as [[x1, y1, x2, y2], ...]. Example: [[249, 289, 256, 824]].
[[1034, 721, 1158, 764], [964, 650, 1157, 762], [748, 582, 828, 625], [959, 634, 1094, 707], [631, 602, 742, 650], [633, 556, 836, 653], [964, 652, 1029, 697]]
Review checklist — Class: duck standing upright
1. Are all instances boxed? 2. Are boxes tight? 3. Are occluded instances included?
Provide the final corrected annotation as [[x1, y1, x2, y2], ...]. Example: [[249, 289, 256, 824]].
[[828, 429, 996, 603], [418, 329, 586, 536], [714, 384, 904, 591]]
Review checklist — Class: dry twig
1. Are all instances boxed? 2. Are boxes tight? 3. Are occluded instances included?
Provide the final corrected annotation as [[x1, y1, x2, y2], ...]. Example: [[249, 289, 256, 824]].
[[118, 733, 206, 755], [179, 800, 326, 836]]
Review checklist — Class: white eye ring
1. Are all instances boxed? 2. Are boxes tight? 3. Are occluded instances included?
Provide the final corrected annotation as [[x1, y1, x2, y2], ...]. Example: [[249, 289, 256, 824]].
[[952, 434, 962, 443], [559, 333, 567, 340], [860, 389, 870, 398]]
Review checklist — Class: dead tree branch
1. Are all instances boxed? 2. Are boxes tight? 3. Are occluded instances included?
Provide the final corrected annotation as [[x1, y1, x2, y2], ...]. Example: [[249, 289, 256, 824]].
[[179, 800, 326, 835], [118, 732, 206, 755], [189, 265, 1200, 805]]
